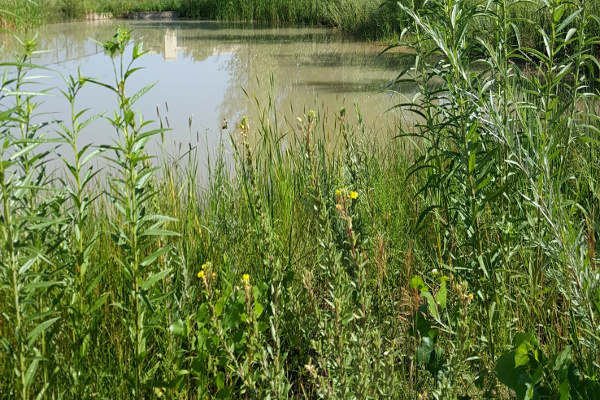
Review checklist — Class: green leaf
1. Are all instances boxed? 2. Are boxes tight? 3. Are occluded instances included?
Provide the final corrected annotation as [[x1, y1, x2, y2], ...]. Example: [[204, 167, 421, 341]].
[[410, 275, 427, 291], [223, 307, 240, 330], [215, 371, 225, 389], [514, 332, 537, 354], [496, 350, 528, 391], [196, 303, 209, 325], [140, 229, 180, 237], [24, 356, 40, 388], [435, 279, 447, 309], [130, 82, 157, 105], [141, 268, 172, 291], [27, 317, 59, 347], [254, 302, 264, 317], [90, 293, 110, 313], [215, 297, 224, 317], [140, 247, 171, 267], [421, 291, 439, 321], [255, 281, 269, 298], [24, 281, 63, 291], [258, 322, 269, 332], [216, 387, 230, 399], [416, 337, 434, 364], [170, 319, 188, 338]]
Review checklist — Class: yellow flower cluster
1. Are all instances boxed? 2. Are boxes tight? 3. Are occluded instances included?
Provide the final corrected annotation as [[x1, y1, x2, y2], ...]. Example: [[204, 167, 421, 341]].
[[334, 188, 359, 200], [198, 262, 216, 281]]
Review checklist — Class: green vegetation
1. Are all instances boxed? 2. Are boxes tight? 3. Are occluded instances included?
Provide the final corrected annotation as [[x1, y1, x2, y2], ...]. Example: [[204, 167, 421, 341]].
[[1, 0, 600, 398], [3, 0, 600, 43]]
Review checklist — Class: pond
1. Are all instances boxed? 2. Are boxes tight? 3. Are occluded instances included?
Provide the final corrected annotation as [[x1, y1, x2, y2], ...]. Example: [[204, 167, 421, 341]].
[[2, 20, 414, 170]]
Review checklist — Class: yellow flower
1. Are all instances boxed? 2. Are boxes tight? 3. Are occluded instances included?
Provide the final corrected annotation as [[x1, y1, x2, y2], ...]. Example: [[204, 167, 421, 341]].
[[242, 274, 250, 282], [198, 270, 204, 278], [335, 204, 342, 211], [350, 191, 358, 200], [335, 189, 340, 196], [212, 273, 217, 279], [467, 293, 474, 301]]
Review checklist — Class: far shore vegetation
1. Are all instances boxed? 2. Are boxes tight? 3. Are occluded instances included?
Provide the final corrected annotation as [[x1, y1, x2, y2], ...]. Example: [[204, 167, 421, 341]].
[[2, 0, 599, 43]]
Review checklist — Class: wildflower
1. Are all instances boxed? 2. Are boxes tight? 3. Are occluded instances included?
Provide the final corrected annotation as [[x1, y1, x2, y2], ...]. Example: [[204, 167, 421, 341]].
[[212, 273, 217, 279], [242, 274, 250, 282], [350, 191, 358, 199], [198, 270, 204, 278], [202, 263, 207, 270], [335, 189, 340, 196], [467, 293, 474, 302], [336, 204, 343, 211]]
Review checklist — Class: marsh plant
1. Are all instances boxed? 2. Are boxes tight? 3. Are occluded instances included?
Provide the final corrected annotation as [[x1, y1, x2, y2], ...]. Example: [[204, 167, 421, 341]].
[[392, 0, 600, 396], [1, 0, 600, 398]]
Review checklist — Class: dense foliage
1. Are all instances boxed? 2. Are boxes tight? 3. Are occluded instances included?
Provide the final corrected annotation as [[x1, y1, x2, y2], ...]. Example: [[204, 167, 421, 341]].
[[1, 0, 600, 398]]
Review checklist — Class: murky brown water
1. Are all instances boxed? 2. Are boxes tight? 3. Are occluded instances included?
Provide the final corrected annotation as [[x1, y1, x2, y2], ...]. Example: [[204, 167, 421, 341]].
[[1, 20, 416, 168]]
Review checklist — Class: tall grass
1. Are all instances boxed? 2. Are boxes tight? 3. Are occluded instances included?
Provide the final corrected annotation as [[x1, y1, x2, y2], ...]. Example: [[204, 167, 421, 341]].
[[1, 1, 600, 398]]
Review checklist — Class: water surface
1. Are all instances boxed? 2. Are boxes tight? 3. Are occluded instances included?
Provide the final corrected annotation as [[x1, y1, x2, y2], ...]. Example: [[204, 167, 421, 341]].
[[2, 20, 414, 167]]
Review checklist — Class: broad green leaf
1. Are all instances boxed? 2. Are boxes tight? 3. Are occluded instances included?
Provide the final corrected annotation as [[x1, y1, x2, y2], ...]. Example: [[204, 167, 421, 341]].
[[496, 350, 527, 390], [215, 297, 224, 317], [410, 275, 426, 291], [254, 302, 264, 317], [435, 279, 447, 309], [215, 371, 225, 389], [170, 319, 188, 338], [416, 337, 434, 364]]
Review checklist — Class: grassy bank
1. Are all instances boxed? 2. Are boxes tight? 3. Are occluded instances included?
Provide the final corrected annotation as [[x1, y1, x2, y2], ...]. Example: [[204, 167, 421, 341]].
[[1, 0, 600, 398], [0, 0, 398, 37], [2, 0, 600, 42]]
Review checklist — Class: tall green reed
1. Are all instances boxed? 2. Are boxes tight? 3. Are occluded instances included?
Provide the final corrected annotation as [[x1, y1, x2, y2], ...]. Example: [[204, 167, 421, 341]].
[[0, 34, 66, 399], [94, 26, 179, 397], [395, 0, 600, 395]]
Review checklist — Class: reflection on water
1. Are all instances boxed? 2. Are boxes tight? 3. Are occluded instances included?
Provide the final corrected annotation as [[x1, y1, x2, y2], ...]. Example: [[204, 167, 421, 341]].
[[1, 20, 418, 170]]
